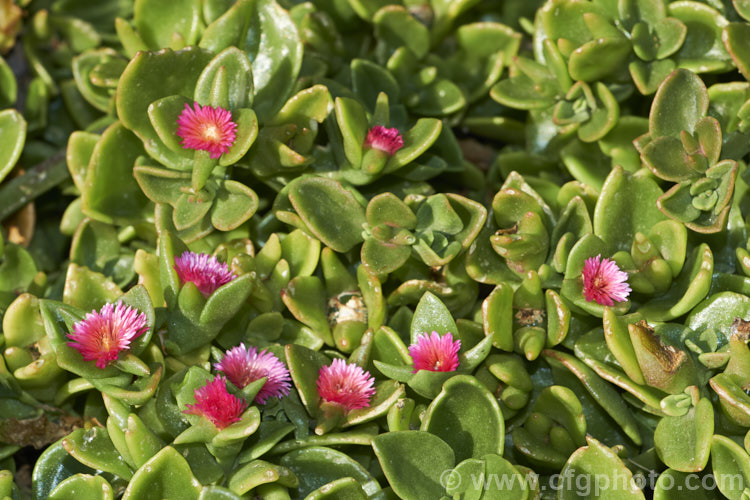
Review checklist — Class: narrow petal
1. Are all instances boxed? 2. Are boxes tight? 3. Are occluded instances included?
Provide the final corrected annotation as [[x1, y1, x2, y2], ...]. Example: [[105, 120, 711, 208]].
[[364, 125, 404, 155], [316, 359, 375, 411], [174, 251, 236, 298], [214, 344, 291, 404], [176, 102, 237, 159], [582, 254, 631, 306], [183, 375, 248, 429], [66, 303, 149, 369], [408, 331, 461, 373]]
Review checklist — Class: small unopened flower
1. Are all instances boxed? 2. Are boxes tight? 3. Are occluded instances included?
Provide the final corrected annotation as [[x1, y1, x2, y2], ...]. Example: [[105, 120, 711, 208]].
[[214, 344, 291, 404], [183, 376, 248, 430], [364, 125, 404, 155], [176, 102, 237, 159], [316, 359, 375, 412], [582, 254, 631, 306], [67, 303, 148, 369], [174, 251, 236, 298], [409, 331, 461, 373]]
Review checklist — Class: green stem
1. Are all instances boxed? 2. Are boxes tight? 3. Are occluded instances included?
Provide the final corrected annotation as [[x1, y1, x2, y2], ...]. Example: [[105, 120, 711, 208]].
[[0, 150, 68, 222]]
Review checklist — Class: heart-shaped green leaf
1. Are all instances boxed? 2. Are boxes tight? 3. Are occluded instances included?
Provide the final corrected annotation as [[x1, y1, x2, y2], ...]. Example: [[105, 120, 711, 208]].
[[49, 474, 114, 500], [568, 37, 631, 82], [134, 0, 201, 49], [654, 397, 713, 472], [649, 69, 708, 139], [117, 47, 213, 169], [421, 375, 504, 461], [710, 435, 750, 500], [0, 109, 25, 184], [211, 180, 259, 231], [121, 446, 202, 500], [281, 447, 379, 498], [288, 177, 366, 253], [558, 437, 646, 499], [195, 47, 253, 111], [372, 431, 454, 500]]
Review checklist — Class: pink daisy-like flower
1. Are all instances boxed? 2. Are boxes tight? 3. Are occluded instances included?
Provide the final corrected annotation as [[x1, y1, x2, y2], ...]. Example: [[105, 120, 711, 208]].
[[582, 254, 632, 306], [66, 302, 149, 369], [174, 251, 236, 298], [364, 125, 404, 156], [316, 358, 376, 412], [214, 344, 291, 404], [183, 375, 248, 430], [408, 331, 461, 373], [176, 102, 237, 159]]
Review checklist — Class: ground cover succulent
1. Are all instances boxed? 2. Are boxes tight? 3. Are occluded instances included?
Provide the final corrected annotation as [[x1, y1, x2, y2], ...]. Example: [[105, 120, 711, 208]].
[[6, 0, 750, 498]]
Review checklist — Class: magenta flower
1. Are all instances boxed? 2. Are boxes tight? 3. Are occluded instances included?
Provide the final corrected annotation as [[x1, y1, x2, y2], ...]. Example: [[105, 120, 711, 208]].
[[582, 254, 631, 306], [173, 251, 236, 298], [214, 344, 291, 404], [408, 331, 461, 373], [66, 303, 148, 369], [176, 102, 237, 159], [316, 359, 376, 412], [183, 376, 248, 430], [364, 125, 404, 156]]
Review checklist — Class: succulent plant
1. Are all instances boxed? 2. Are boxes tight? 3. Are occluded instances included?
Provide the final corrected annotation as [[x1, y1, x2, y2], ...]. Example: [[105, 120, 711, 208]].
[[8, 0, 750, 498]]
